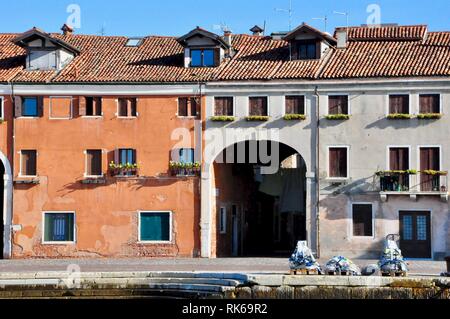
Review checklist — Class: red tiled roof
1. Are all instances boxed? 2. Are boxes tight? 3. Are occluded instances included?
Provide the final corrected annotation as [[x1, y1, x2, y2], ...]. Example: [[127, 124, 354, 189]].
[[0, 25, 449, 83], [335, 25, 428, 41]]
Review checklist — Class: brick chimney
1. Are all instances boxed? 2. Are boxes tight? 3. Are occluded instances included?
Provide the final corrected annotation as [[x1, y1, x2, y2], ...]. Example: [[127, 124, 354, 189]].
[[223, 30, 232, 47], [336, 29, 348, 49], [250, 25, 264, 36], [61, 24, 74, 36]]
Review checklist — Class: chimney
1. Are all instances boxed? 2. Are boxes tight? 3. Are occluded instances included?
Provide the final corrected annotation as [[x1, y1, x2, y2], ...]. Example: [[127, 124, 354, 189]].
[[336, 29, 347, 49], [250, 25, 264, 36], [61, 24, 74, 36], [223, 30, 232, 46]]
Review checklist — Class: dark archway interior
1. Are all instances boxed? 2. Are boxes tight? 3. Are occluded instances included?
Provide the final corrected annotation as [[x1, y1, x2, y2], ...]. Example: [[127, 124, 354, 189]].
[[214, 141, 307, 257], [0, 161, 4, 259]]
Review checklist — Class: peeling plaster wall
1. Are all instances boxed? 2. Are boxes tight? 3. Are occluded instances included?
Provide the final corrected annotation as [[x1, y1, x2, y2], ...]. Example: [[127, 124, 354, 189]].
[[11, 96, 201, 258]]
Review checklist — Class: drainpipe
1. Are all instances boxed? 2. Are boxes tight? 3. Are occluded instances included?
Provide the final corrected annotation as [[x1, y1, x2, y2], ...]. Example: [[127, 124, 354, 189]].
[[314, 86, 320, 258]]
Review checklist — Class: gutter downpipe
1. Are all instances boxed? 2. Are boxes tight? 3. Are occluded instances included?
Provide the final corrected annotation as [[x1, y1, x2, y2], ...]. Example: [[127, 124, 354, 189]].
[[314, 86, 320, 258]]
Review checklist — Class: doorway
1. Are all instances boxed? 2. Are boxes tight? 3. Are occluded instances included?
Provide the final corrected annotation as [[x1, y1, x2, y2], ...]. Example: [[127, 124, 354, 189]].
[[399, 211, 432, 259]]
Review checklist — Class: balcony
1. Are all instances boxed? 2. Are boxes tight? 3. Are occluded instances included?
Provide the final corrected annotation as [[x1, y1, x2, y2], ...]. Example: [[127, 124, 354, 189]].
[[377, 170, 448, 201]]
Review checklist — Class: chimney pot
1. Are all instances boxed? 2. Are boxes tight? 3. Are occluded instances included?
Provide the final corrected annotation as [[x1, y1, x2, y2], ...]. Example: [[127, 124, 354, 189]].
[[61, 23, 74, 36], [250, 25, 264, 36]]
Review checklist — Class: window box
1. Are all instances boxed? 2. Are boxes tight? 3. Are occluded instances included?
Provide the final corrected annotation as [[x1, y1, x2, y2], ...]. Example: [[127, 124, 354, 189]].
[[417, 113, 442, 120], [14, 178, 40, 185], [245, 115, 270, 122], [109, 162, 139, 177], [210, 116, 235, 122], [386, 113, 413, 120], [169, 161, 201, 177], [421, 170, 448, 176], [284, 114, 306, 121], [377, 170, 416, 192], [325, 114, 350, 121]]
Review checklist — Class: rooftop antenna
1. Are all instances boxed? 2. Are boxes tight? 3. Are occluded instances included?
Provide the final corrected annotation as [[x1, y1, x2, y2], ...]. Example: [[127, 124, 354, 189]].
[[333, 11, 349, 31], [275, 0, 294, 31], [213, 22, 231, 33], [312, 16, 328, 33], [98, 22, 106, 36]]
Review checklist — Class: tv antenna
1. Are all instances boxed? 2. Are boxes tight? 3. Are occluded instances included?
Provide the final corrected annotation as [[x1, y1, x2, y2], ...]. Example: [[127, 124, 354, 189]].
[[312, 16, 328, 33], [213, 23, 231, 33], [333, 11, 349, 30], [275, 0, 294, 31], [98, 22, 106, 36]]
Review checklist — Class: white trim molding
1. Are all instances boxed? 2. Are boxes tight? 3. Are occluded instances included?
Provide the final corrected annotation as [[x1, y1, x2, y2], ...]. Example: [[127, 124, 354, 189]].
[[326, 145, 350, 180], [42, 211, 77, 245]]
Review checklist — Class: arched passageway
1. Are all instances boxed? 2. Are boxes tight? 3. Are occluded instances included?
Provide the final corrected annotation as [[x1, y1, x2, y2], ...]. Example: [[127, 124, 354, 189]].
[[212, 141, 308, 257]]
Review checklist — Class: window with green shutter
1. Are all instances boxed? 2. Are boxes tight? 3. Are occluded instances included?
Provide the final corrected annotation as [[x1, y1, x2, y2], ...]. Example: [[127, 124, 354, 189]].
[[44, 213, 75, 242], [140, 212, 171, 242]]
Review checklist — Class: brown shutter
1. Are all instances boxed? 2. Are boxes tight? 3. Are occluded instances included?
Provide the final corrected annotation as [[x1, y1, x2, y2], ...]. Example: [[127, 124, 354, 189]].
[[190, 98, 197, 117], [114, 149, 119, 164], [225, 97, 233, 116], [338, 148, 347, 177], [178, 98, 188, 116], [79, 96, 86, 116], [250, 97, 267, 116], [95, 97, 102, 116], [132, 149, 137, 164], [86, 150, 93, 175], [89, 150, 102, 176], [328, 96, 338, 115], [214, 98, 223, 116], [22, 150, 37, 176], [214, 48, 221, 66], [329, 148, 338, 177], [37, 96, 44, 117], [285, 96, 295, 114], [420, 94, 439, 114], [14, 96, 22, 117]]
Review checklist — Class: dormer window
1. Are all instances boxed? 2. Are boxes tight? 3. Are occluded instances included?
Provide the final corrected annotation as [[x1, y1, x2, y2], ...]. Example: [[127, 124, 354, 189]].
[[297, 41, 318, 60], [13, 27, 80, 71], [191, 49, 215, 67], [177, 27, 230, 68]]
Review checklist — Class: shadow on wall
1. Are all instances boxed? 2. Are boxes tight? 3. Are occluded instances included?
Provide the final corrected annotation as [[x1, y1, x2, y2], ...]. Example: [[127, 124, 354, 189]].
[[365, 118, 439, 130]]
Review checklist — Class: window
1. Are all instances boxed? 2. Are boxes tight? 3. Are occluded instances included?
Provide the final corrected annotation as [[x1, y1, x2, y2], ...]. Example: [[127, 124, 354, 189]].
[[85, 97, 102, 116], [420, 147, 441, 192], [22, 97, 40, 117], [139, 212, 171, 242], [285, 96, 305, 114], [328, 95, 348, 115], [389, 147, 409, 171], [191, 49, 216, 67], [49, 97, 72, 119], [119, 149, 136, 165], [43, 212, 75, 243], [297, 41, 317, 59], [86, 150, 102, 176], [118, 98, 137, 117], [20, 150, 37, 176], [219, 207, 227, 234], [214, 97, 234, 116], [178, 97, 198, 117], [125, 38, 143, 47], [179, 148, 195, 163], [249, 97, 268, 116], [329, 147, 348, 178], [352, 204, 373, 237], [28, 50, 57, 70], [419, 94, 440, 114], [389, 95, 409, 114]]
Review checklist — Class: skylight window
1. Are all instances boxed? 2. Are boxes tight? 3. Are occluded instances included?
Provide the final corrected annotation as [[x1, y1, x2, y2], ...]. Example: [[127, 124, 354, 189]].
[[125, 38, 143, 47]]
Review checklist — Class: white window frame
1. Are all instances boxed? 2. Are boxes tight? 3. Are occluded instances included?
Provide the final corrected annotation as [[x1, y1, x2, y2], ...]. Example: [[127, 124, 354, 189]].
[[386, 145, 412, 189], [18, 150, 38, 178], [116, 97, 139, 119], [349, 202, 375, 239], [0, 96, 4, 120], [82, 96, 104, 118], [213, 96, 235, 117], [42, 211, 77, 245], [282, 95, 306, 116], [219, 207, 227, 234], [326, 145, 350, 180], [417, 92, 443, 115], [176, 97, 199, 119], [138, 211, 173, 244], [247, 95, 270, 117], [325, 93, 351, 116], [386, 93, 411, 116], [84, 149, 105, 178], [417, 145, 443, 189], [49, 96, 73, 120]]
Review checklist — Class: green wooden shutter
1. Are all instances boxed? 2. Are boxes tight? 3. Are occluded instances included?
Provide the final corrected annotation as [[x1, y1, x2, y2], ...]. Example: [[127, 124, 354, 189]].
[[140, 213, 170, 241]]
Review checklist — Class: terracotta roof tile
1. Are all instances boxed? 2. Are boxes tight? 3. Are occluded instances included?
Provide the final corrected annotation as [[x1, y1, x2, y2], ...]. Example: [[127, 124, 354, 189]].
[[335, 25, 428, 41]]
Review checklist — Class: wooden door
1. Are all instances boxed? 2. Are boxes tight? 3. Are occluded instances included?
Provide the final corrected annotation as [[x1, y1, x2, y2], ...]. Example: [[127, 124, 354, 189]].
[[399, 211, 432, 259]]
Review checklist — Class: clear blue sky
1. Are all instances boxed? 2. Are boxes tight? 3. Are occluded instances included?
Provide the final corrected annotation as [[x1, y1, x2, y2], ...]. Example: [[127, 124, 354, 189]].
[[1, 0, 449, 36]]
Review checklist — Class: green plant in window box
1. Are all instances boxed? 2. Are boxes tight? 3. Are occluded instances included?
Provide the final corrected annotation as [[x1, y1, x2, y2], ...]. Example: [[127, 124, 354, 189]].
[[245, 116, 270, 122], [421, 170, 448, 176], [325, 114, 350, 121], [386, 113, 413, 120], [376, 170, 417, 177], [210, 116, 235, 122], [417, 113, 442, 120], [284, 114, 306, 121]]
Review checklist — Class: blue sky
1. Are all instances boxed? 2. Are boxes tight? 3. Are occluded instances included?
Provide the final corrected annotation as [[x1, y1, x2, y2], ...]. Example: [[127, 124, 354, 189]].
[[1, 0, 449, 36]]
